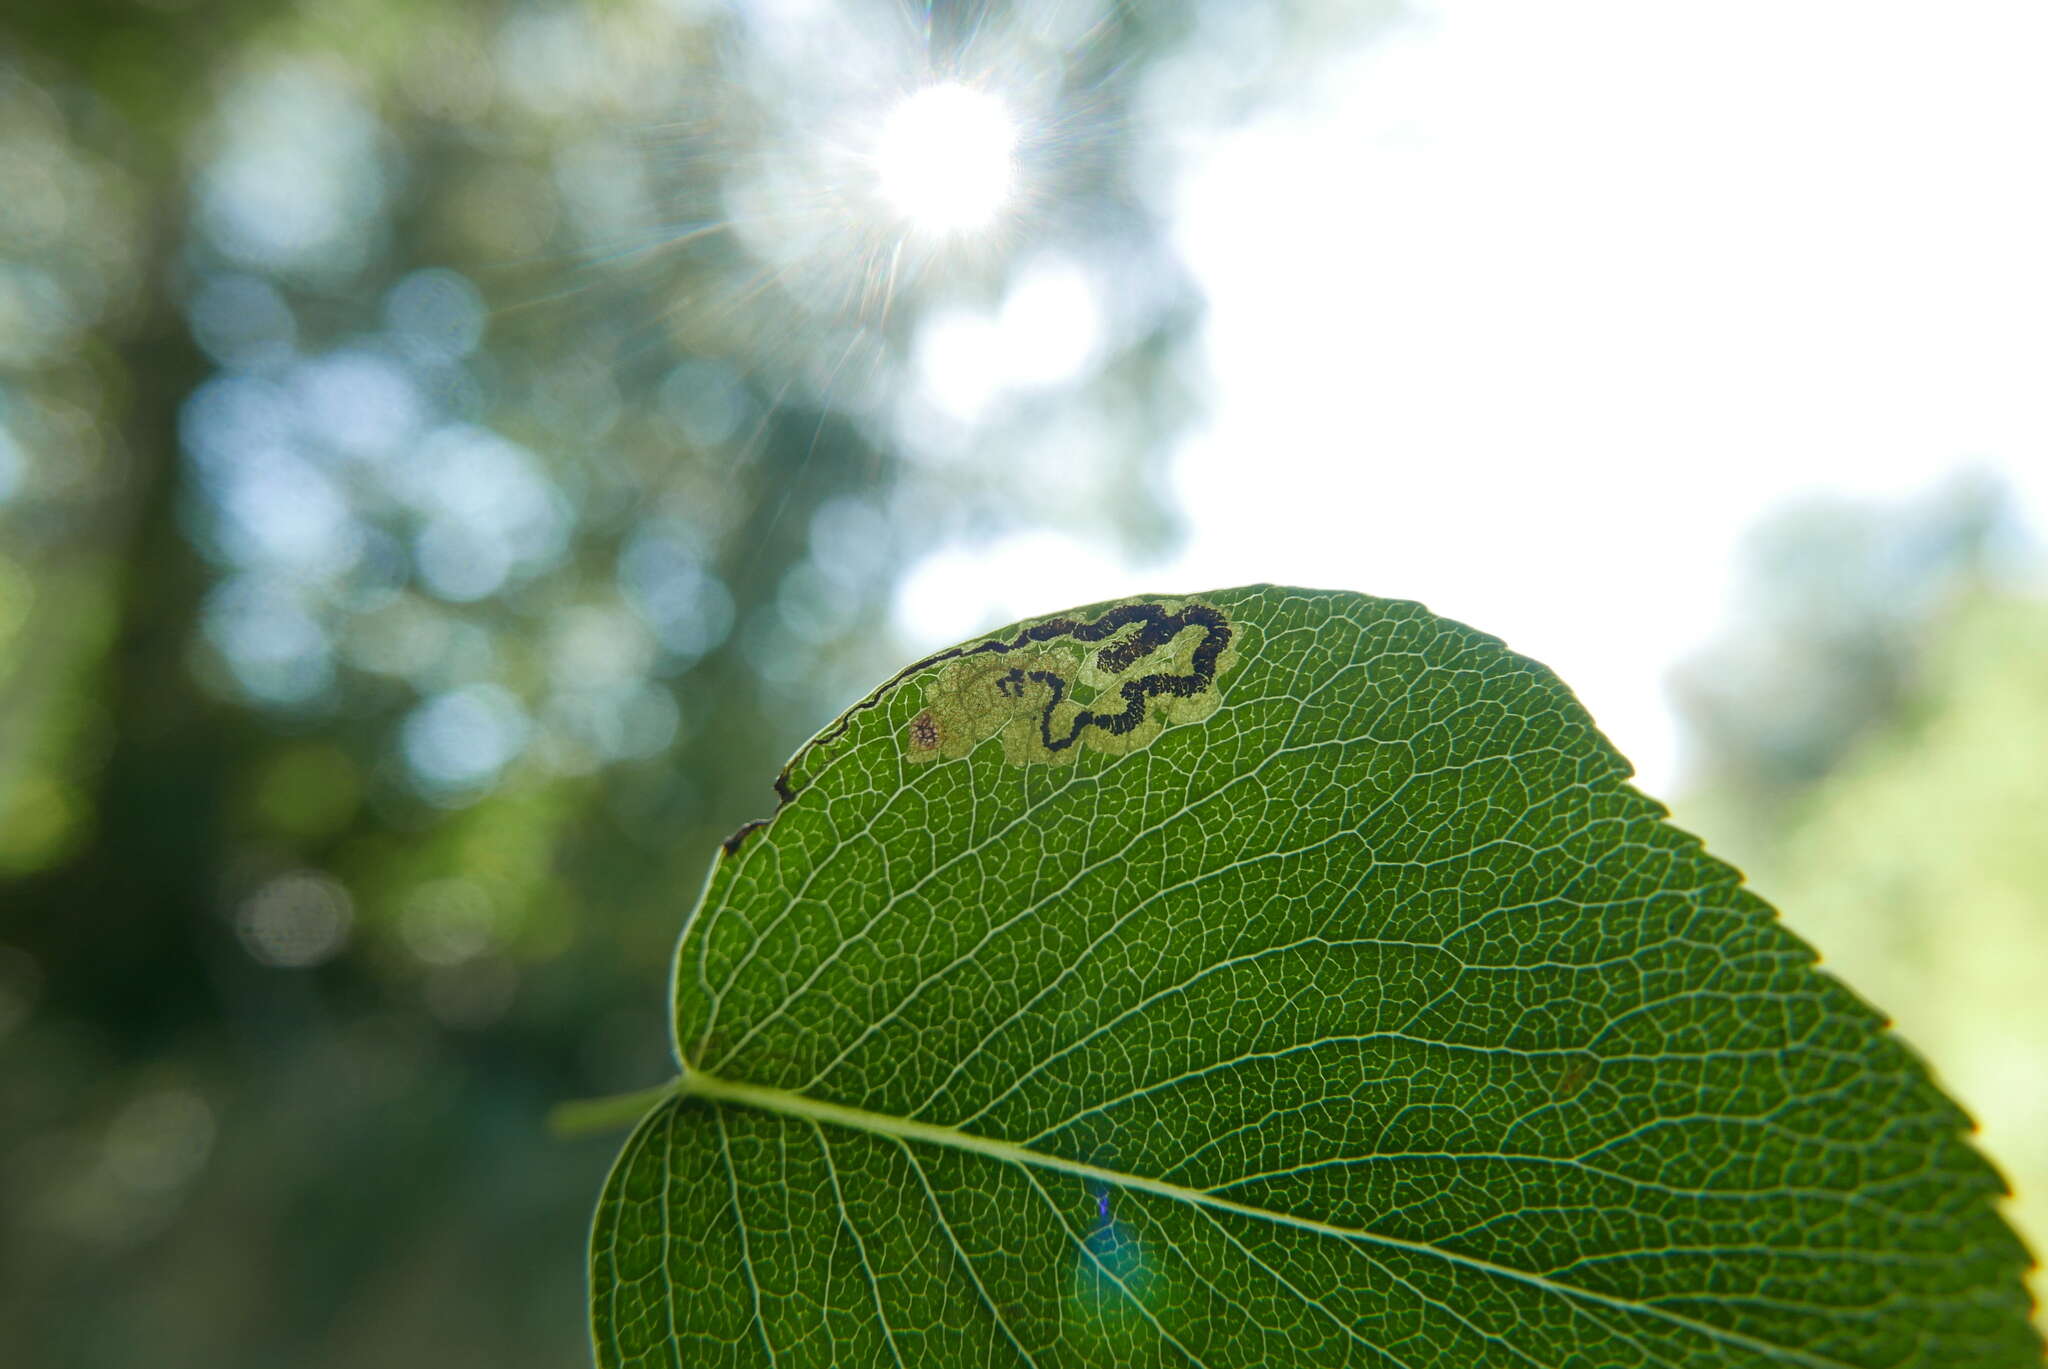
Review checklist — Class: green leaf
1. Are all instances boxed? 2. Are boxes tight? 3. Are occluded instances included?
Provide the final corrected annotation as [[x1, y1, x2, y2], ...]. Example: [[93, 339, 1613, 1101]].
[[590, 587, 2037, 1367]]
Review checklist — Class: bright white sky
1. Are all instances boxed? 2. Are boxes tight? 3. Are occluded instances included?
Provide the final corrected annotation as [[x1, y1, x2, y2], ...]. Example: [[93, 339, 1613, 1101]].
[[897, 0, 2048, 796]]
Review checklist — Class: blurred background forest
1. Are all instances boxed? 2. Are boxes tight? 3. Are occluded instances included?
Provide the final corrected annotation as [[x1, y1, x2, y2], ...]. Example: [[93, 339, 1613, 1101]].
[[1, 0, 2042, 1363]]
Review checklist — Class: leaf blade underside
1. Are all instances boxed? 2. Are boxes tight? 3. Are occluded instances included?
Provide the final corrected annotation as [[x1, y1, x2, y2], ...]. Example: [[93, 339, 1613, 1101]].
[[593, 586, 2037, 1368]]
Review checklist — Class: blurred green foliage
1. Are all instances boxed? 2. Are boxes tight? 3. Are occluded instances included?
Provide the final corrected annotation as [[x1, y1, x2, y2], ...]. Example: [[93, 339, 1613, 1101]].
[[2, 0, 1370, 1362]]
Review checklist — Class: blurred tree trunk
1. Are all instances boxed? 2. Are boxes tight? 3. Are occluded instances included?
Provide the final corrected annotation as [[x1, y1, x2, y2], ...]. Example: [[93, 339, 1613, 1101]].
[[11, 122, 244, 1056]]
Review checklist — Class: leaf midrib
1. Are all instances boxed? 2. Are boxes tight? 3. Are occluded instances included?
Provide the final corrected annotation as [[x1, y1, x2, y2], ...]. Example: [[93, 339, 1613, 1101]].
[[668, 1067, 1866, 1369]]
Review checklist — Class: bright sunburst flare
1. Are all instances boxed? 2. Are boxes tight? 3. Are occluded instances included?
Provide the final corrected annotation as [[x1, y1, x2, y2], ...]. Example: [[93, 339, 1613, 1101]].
[[874, 82, 1017, 235]]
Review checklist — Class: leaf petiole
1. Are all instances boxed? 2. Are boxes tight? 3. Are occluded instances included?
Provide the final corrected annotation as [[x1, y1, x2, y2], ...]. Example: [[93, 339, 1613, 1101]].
[[547, 1077, 684, 1138]]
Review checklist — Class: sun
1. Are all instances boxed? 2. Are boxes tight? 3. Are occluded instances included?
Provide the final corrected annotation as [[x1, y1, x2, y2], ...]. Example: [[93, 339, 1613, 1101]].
[[874, 82, 1017, 236]]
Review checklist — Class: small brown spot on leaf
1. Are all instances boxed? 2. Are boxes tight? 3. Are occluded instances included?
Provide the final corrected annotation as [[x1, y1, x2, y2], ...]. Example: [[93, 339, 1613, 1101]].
[[1554, 1054, 1597, 1101]]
